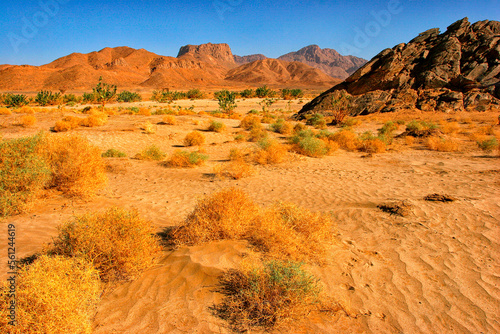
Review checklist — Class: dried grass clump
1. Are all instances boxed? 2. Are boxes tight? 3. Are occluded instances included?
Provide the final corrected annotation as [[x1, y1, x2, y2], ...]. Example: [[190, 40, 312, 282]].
[[439, 121, 461, 134], [39, 134, 107, 197], [290, 130, 336, 157], [214, 260, 322, 332], [16, 106, 35, 114], [208, 120, 226, 133], [477, 137, 499, 152], [184, 131, 205, 146], [80, 113, 108, 127], [270, 118, 293, 135], [54, 116, 81, 132], [0, 255, 100, 334], [425, 136, 460, 152], [329, 130, 360, 151], [165, 150, 208, 168], [102, 148, 127, 158], [0, 134, 51, 217], [240, 115, 262, 130], [214, 160, 255, 180], [47, 207, 162, 281], [0, 107, 12, 115], [253, 138, 288, 164], [18, 115, 37, 127], [142, 121, 156, 134], [359, 138, 386, 153], [134, 145, 166, 161], [247, 127, 268, 142], [162, 115, 177, 125]]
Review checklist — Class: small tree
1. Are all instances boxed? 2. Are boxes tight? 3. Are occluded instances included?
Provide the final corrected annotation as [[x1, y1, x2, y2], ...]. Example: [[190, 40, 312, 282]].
[[215, 90, 237, 115], [93, 77, 117, 108], [328, 90, 353, 125], [259, 98, 277, 113]]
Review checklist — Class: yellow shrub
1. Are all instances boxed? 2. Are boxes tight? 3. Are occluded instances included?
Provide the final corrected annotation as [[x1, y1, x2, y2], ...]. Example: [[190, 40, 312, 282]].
[[0, 255, 100, 334], [19, 115, 37, 127], [54, 116, 81, 132], [16, 106, 35, 114], [253, 139, 288, 164], [47, 208, 161, 281], [165, 150, 208, 168], [162, 115, 177, 125], [240, 115, 262, 130], [426, 136, 460, 152], [359, 138, 386, 153], [214, 159, 255, 180], [439, 121, 461, 134], [0, 107, 12, 115], [38, 134, 107, 197], [138, 107, 151, 116], [142, 121, 156, 134], [184, 131, 205, 146], [330, 130, 360, 151], [79, 113, 107, 127]]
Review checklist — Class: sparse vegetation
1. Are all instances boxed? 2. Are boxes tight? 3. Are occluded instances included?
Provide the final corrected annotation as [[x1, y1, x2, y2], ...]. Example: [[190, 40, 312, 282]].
[[281, 88, 304, 100], [165, 150, 208, 168], [255, 85, 276, 98], [102, 148, 127, 158], [35, 90, 61, 106], [328, 91, 352, 125], [215, 90, 237, 115], [47, 207, 162, 281], [253, 138, 288, 164], [477, 137, 498, 152], [162, 115, 177, 125], [3, 93, 30, 108], [135, 145, 166, 161], [19, 115, 37, 127], [117, 91, 142, 102], [270, 118, 293, 135], [184, 131, 205, 146], [290, 130, 336, 157], [425, 136, 460, 152], [186, 89, 204, 99], [306, 113, 327, 129], [208, 120, 226, 133], [93, 77, 117, 108]]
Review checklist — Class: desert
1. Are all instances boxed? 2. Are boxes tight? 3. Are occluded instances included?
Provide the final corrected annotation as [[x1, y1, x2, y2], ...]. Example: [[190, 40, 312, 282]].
[[0, 13, 499, 334]]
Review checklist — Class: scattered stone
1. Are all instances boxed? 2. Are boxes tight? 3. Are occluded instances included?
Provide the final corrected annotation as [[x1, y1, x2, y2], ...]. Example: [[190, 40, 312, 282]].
[[424, 194, 457, 202], [377, 201, 412, 217]]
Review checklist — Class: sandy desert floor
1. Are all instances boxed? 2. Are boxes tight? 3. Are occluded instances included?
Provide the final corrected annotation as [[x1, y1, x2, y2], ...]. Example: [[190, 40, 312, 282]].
[[0, 99, 499, 333]]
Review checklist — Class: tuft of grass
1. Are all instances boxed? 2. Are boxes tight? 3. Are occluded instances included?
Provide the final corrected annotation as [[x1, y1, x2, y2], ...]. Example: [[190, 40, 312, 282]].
[[477, 137, 498, 152], [240, 115, 262, 130], [290, 130, 335, 157], [142, 121, 156, 134], [329, 130, 360, 151], [79, 113, 108, 127], [425, 136, 460, 152], [208, 120, 226, 133], [359, 132, 386, 153], [253, 138, 288, 164], [306, 114, 327, 129], [102, 148, 127, 158], [0, 134, 52, 217], [184, 131, 205, 146], [39, 134, 108, 197], [47, 208, 162, 281], [165, 150, 208, 168], [270, 118, 293, 135], [439, 121, 461, 135], [162, 115, 177, 125], [54, 116, 81, 132], [0, 255, 101, 334], [19, 115, 37, 128], [214, 260, 322, 332], [134, 145, 166, 161], [214, 159, 255, 180], [247, 127, 268, 142]]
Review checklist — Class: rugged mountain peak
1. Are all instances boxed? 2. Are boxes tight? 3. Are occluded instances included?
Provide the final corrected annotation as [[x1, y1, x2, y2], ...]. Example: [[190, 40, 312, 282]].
[[234, 54, 268, 65], [296, 18, 500, 118], [177, 43, 236, 68], [278, 45, 367, 79]]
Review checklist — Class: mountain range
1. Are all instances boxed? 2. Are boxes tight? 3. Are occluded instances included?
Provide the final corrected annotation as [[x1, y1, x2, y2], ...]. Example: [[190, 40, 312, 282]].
[[0, 44, 366, 91]]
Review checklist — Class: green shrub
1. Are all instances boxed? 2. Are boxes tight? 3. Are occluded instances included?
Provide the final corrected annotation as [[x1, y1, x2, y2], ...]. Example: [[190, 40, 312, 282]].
[[240, 89, 255, 98], [406, 120, 437, 132], [93, 77, 117, 107], [117, 91, 142, 102], [255, 85, 275, 98], [3, 94, 29, 107], [270, 118, 293, 135], [82, 92, 97, 104], [477, 137, 499, 152], [102, 149, 127, 158], [214, 260, 322, 331], [35, 90, 61, 106], [151, 90, 186, 103], [186, 89, 204, 99], [306, 114, 327, 129], [281, 88, 304, 99], [208, 120, 226, 133], [134, 145, 166, 161], [63, 94, 80, 104], [215, 90, 237, 115], [165, 150, 208, 168], [0, 134, 51, 217]]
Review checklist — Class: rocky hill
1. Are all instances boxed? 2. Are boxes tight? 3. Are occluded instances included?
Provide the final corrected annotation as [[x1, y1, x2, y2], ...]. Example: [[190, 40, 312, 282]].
[[296, 18, 500, 118], [177, 43, 237, 69], [279, 45, 367, 80], [234, 54, 268, 65]]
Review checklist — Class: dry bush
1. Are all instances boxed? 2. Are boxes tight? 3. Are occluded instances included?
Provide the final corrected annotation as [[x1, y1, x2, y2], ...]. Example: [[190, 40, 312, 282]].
[[138, 107, 151, 116], [240, 115, 262, 130], [162, 115, 177, 125], [425, 136, 460, 152], [47, 207, 162, 281], [0, 255, 100, 334], [293, 123, 307, 133], [134, 145, 166, 161], [229, 147, 252, 161], [0, 134, 51, 217], [253, 138, 288, 164], [38, 134, 107, 197], [290, 131, 336, 157], [214, 159, 255, 180], [208, 120, 226, 133], [19, 115, 37, 127], [142, 121, 156, 134], [270, 118, 293, 135], [184, 131, 205, 146], [439, 121, 461, 134], [16, 106, 35, 114], [0, 107, 12, 115], [329, 130, 360, 151], [165, 150, 208, 168], [359, 138, 386, 153], [477, 137, 499, 152], [214, 260, 322, 332], [247, 127, 268, 142], [80, 113, 108, 127], [54, 116, 81, 132]]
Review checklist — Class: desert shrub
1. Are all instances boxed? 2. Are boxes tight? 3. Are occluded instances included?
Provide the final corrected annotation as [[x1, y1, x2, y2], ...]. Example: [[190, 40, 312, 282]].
[[214, 260, 322, 332], [253, 138, 288, 164], [208, 120, 226, 133], [39, 134, 107, 197], [35, 90, 61, 106], [165, 150, 208, 168], [93, 77, 117, 107], [16, 106, 35, 114], [4, 94, 29, 107], [293, 122, 307, 133], [378, 121, 399, 136], [151, 90, 186, 103], [240, 89, 255, 98], [234, 134, 245, 142], [328, 91, 353, 125], [425, 136, 460, 152], [0, 134, 52, 217], [290, 130, 334, 157], [247, 126, 268, 142], [79, 113, 108, 127], [142, 121, 156, 134], [0, 107, 12, 115], [134, 145, 166, 161], [19, 115, 37, 127], [240, 115, 262, 130], [477, 137, 499, 152], [82, 92, 97, 103], [306, 114, 327, 129], [63, 94, 80, 104], [281, 88, 304, 100], [47, 208, 162, 281], [340, 117, 362, 128], [329, 129, 360, 151], [406, 120, 437, 132], [359, 135, 387, 153], [260, 113, 275, 124], [214, 160, 255, 180], [270, 118, 293, 135], [54, 116, 81, 132], [184, 131, 205, 146], [0, 255, 100, 334], [439, 121, 461, 134], [255, 85, 275, 98], [116, 91, 142, 102], [186, 89, 204, 99], [102, 148, 126, 158], [215, 90, 237, 115], [162, 115, 177, 125]]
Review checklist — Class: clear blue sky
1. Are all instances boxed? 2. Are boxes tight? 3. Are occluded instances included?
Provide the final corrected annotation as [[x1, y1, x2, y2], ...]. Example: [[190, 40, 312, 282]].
[[0, 0, 498, 65]]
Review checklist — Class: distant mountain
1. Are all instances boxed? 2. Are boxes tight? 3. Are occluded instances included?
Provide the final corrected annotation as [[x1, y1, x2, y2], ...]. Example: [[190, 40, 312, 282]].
[[234, 54, 268, 65], [225, 59, 340, 87], [296, 18, 500, 118], [177, 43, 236, 69], [278, 45, 367, 80]]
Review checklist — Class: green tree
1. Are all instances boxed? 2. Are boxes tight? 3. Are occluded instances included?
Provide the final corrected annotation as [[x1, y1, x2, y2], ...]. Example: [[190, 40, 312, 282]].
[[93, 77, 117, 108], [215, 90, 237, 115]]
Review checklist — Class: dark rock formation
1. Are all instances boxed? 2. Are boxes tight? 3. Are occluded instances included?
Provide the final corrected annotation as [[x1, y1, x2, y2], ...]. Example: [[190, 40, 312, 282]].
[[278, 45, 367, 80], [234, 54, 268, 65], [296, 18, 500, 119]]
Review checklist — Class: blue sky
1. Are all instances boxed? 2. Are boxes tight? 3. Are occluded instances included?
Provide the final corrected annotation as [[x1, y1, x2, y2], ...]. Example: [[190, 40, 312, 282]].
[[0, 0, 498, 65]]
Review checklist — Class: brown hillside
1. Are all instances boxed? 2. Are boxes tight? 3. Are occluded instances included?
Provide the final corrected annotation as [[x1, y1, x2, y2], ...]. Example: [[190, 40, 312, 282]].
[[177, 43, 236, 69], [225, 59, 340, 87]]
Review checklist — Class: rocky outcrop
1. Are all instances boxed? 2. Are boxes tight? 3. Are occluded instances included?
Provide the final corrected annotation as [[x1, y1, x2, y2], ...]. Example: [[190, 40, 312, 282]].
[[278, 45, 367, 80], [234, 54, 268, 65], [177, 43, 236, 69], [296, 18, 500, 118]]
